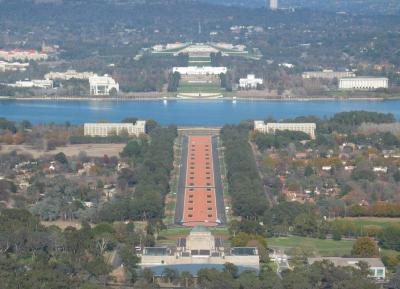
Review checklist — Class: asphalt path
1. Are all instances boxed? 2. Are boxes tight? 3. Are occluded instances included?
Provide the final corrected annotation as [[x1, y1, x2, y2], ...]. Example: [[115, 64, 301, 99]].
[[174, 136, 188, 225]]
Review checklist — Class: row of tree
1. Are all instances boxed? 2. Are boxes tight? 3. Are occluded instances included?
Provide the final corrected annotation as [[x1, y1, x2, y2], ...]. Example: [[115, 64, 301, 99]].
[[221, 123, 269, 219], [98, 125, 177, 221]]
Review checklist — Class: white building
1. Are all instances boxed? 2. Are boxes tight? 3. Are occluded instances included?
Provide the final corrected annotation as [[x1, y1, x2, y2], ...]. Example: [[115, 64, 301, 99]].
[[302, 70, 355, 79], [373, 166, 388, 173], [308, 257, 385, 280], [84, 121, 146, 137], [239, 74, 263, 89], [141, 226, 259, 274], [0, 61, 29, 72], [255, 121, 316, 139], [14, 79, 53, 89], [45, 70, 97, 80], [270, 0, 278, 10], [0, 49, 48, 62], [339, 77, 388, 90], [173, 66, 227, 75], [89, 75, 119, 96]]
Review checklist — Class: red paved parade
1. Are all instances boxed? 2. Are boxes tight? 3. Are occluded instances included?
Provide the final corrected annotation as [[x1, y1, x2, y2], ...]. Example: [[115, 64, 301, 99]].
[[181, 135, 218, 226]]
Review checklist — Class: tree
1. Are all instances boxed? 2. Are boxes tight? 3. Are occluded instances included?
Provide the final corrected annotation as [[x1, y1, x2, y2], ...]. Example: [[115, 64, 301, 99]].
[[180, 271, 194, 288], [161, 268, 179, 285], [54, 152, 68, 164], [109, 87, 118, 97], [83, 257, 112, 286], [378, 225, 400, 251], [120, 246, 140, 283], [351, 237, 379, 257], [122, 117, 138, 124], [304, 165, 314, 177], [223, 263, 239, 278], [238, 271, 263, 289], [388, 266, 400, 289]]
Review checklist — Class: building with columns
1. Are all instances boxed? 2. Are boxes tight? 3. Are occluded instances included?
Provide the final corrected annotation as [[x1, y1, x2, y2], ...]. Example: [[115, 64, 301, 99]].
[[239, 74, 263, 89], [173, 66, 227, 75], [84, 121, 146, 137], [339, 77, 388, 90], [255, 121, 316, 139], [302, 70, 355, 80], [140, 226, 259, 275], [89, 75, 119, 96]]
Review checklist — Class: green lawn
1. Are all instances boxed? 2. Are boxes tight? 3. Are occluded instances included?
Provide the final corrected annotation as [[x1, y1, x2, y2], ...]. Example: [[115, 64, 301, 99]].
[[188, 61, 212, 67], [268, 236, 355, 257], [188, 56, 211, 61], [339, 217, 400, 229], [158, 226, 229, 239], [178, 83, 223, 93]]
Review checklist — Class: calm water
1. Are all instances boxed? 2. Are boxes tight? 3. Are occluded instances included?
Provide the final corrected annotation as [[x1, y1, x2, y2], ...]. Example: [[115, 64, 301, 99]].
[[1, 99, 400, 126]]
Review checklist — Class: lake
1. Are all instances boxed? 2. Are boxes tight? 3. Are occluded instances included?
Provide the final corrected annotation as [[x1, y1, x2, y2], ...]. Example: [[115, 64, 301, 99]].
[[1, 99, 400, 126]]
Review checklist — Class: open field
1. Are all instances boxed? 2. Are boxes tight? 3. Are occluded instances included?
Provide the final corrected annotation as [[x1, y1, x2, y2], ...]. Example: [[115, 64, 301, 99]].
[[268, 236, 355, 257], [41, 220, 83, 229], [0, 143, 125, 158], [338, 217, 400, 229], [178, 83, 223, 93], [269, 235, 400, 258]]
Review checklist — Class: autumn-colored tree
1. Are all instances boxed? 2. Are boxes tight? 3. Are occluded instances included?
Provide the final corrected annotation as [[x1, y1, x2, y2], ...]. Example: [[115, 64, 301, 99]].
[[351, 237, 379, 257], [13, 132, 25, 144]]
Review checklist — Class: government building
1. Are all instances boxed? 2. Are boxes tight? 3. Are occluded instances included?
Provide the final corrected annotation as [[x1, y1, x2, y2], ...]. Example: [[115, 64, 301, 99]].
[[45, 70, 97, 80], [239, 74, 263, 89], [339, 77, 388, 90], [84, 121, 146, 137], [302, 70, 355, 79], [89, 75, 120, 96], [254, 121, 316, 139], [172, 66, 227, 75], [140, 226, 259, 275]]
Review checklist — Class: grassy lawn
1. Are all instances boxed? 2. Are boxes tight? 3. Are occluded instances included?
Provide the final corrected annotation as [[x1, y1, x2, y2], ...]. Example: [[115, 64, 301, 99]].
[[189, 56, 211, 61], [159, 226, 229, 239], [188, 61, 212, 67], [178, 83, 223, 93], [268, 236, 355, 257], [338, 217, 400, 229]]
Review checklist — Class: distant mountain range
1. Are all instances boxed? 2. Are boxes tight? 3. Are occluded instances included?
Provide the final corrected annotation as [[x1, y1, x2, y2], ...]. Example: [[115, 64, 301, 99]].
[[199, 0, 400, 15], [0, 0, 398, 15]]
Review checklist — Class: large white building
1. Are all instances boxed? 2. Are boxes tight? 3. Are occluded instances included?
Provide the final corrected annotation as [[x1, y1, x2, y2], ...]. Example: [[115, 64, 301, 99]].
[[173, 66, 227, 75], [302, 70, 355, 80], [13, 79, 53, 89], [141, 226, 259, 275], [308, 257, 385, 280], [45, 70, 97, 80], [270, 0, 278, 10], [0, 49, 48, 62], [84, 121, 146, 137], [239, 74, 263, 89], [89, 75, 119, 96], [0, 61, 29, 72], [254, 121, 316, 139], [339, 77, 389, 90]]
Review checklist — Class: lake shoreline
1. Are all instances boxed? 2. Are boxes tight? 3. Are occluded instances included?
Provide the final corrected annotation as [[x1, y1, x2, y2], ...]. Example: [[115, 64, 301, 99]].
[[1, 95, 399, 102]]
